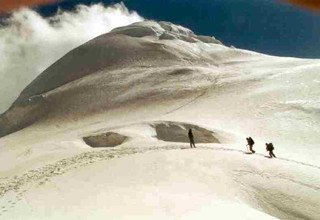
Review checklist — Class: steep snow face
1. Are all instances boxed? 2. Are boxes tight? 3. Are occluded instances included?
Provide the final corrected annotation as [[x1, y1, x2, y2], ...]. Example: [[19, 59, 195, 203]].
[[0, 20, 232, 137], [15, 21, 222, 103]]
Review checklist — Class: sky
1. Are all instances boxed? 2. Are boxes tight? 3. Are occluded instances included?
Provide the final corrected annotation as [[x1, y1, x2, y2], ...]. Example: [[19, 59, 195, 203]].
[[23, 0, 320, 58], [0, 0, 320, 113], [1, 0, 320, 58]]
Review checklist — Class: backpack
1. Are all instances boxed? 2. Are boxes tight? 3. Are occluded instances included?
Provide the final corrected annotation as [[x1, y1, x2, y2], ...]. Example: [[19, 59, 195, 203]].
[[249, 137, 254, 145], [266, 143, 274, 151], [269, 143, 274, 151]]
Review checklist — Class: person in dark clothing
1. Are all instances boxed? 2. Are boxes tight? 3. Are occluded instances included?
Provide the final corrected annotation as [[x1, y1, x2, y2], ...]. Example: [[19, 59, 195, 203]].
[[266, 143, 276, 158], [246, 137, 255, 153], [188, 129, 196, 148]]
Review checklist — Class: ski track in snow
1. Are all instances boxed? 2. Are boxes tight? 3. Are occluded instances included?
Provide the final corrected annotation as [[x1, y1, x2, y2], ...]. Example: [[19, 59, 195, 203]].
[[164, 90, 207, 115], [0, 144, 319, 214]]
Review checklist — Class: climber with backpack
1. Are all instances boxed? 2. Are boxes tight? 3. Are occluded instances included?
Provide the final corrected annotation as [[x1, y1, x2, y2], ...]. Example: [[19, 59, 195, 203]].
[[266, 143, 276, 158], [246, 137, 255, 153]]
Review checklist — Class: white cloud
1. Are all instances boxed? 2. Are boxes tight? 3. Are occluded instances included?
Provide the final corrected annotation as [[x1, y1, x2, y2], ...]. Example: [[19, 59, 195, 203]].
[[0, 3, 143, 113]]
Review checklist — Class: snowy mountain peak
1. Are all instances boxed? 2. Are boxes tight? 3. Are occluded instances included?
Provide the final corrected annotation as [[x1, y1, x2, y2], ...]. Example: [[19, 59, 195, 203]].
[[0, 20, 229, 137], [110, 20, 223, 44]]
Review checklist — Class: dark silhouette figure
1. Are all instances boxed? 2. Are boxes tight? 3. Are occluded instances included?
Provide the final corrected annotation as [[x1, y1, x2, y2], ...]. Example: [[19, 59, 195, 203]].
[[188, 129, 196, 148], [246, 137, 255, 153], [266, 143, 276, 158]]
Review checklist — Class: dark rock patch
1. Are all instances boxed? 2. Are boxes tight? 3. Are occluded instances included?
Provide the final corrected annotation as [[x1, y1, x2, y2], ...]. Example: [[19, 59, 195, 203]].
[[83, 132, 127, 148], [152, 121, 219, 144]]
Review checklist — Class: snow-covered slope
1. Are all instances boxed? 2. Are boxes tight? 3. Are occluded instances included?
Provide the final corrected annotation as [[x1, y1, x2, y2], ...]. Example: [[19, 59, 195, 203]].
[[0, 20, 225, 137], [0, 21, 319, 219]]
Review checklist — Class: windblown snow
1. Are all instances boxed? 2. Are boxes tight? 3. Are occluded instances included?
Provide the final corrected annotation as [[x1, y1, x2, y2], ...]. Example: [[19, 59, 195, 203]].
[[0, 20, 319, 219]]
